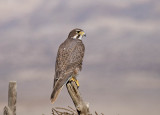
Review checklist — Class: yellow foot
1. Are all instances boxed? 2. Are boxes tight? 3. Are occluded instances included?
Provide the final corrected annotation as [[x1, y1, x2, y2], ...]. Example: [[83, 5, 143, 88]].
[[70, 77, 80, 87]]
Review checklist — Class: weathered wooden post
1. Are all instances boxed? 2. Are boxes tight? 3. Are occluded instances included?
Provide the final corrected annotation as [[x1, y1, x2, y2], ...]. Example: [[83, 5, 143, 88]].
[[66, 81, 90, 115], [3, 81, 17, 115]]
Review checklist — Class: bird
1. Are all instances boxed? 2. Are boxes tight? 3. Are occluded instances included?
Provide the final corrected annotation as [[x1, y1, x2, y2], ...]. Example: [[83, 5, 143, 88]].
[[50, 28, 86, 104]]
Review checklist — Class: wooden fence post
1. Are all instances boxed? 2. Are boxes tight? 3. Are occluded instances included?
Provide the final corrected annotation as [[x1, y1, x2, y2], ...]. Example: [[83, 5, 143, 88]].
[[66, 81, 90, 115], [3, 81, 17, 115]]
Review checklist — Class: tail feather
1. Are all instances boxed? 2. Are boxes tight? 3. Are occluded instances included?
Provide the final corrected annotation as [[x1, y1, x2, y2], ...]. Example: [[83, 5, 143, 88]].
[[50, 87, 62, 104]]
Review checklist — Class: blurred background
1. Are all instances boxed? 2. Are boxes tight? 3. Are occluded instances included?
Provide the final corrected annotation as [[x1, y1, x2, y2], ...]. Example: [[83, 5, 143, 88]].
[[0, 0, 160, 115]]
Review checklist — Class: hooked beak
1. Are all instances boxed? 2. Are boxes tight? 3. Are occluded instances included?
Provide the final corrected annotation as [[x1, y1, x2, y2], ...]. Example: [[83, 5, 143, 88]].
[[79, 31, 86, 37]]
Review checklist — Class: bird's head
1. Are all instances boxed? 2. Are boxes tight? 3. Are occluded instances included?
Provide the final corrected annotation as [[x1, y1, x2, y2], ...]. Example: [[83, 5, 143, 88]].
[[68, 28, 86, 40]]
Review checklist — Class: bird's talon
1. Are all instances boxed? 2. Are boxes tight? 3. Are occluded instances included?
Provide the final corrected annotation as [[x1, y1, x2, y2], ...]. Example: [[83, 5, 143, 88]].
[[70, 77, 80, 88]]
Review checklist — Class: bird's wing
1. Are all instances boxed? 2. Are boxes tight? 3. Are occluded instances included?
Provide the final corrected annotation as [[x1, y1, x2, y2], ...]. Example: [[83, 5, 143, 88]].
[[51, 40, 85, 103], [54, 40, 85, 90]]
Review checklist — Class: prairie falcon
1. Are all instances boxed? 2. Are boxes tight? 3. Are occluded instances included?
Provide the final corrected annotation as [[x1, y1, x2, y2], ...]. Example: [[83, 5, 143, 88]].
[[50, 28, 86, 103]]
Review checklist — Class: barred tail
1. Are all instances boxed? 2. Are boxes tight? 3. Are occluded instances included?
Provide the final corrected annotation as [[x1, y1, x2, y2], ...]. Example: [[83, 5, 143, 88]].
[[50, 87, 62, 104]]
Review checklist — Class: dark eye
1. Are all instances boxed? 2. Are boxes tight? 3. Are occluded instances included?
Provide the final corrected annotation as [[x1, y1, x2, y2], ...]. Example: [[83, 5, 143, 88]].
[[76, 31, 80, 33]]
